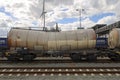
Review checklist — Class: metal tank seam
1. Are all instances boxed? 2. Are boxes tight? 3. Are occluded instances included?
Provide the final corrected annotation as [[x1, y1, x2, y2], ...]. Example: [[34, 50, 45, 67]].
[[15, 29, 19, 48], [75, 30, 78, 50], [26, 29, 29, 49]]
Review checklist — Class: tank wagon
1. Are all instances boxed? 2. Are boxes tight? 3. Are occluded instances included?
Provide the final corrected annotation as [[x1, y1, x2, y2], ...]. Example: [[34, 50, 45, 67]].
[[96, 37, 108, 49], [108, 28, 120, 61], [1, 27, 120, 61], [5, 28, 97, 61], [108, 28, 120, 48], [0, 37, 8, 57]]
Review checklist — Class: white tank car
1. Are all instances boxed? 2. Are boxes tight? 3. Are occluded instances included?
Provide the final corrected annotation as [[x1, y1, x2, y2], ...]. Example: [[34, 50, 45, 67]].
[[108, 28, 120, 48], [8, 28, 96, 51], [108, 28, 120, 61]]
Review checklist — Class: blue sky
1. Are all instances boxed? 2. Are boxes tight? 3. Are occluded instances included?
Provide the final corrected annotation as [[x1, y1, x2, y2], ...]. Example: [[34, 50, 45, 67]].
[[57, 17, 78, 24], [90, 12, 115, 23], [56, 12, 115, 25], [0, 6, 17, 20]]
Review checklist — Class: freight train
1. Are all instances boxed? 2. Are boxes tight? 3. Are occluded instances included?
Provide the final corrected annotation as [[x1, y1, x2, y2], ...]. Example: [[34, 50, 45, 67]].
[[0, 27, 120, 61]]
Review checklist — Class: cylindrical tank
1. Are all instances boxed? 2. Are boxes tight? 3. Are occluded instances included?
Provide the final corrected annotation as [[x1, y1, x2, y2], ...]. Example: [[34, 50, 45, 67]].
[[8, 28, 96, 51], [108, 28, 120, 48]]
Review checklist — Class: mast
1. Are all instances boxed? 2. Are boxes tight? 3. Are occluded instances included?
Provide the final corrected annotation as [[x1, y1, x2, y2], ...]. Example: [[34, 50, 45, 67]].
[[40, 0, 46, 31], [43, 0, 46, 31]]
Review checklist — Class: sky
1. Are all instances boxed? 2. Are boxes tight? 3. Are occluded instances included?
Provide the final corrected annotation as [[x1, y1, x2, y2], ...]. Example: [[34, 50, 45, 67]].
[[0, 0, 120, 36]]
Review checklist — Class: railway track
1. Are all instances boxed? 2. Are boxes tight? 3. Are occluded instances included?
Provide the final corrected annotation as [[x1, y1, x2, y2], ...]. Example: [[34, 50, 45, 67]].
[[0, 67, 120, 76], [0, 59, 120, 63]]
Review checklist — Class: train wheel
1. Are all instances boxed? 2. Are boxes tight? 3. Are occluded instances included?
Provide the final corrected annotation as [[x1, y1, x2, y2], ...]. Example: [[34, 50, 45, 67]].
[[70, 53, 81, 62], [110, 57, 120, 61], [87, 54, 97, 62], [7, 55, 20, 61], [22, 54, 35, 61], [108, 54, 120, 61]]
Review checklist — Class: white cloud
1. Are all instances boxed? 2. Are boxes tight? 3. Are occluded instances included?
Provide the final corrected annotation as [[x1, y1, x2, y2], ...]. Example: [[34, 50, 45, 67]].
[[97, 15, 118, 25], [82, 18, 95, 28], [0, 0, 120, 31]]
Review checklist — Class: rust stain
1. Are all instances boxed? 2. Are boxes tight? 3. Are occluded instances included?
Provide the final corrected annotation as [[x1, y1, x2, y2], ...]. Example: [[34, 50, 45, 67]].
[[92, 30, 96, 40], [114, 29, 119, 47], [8, 38, 12, 47]]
